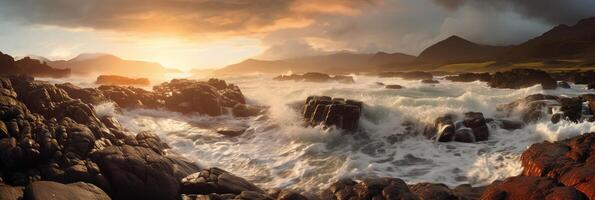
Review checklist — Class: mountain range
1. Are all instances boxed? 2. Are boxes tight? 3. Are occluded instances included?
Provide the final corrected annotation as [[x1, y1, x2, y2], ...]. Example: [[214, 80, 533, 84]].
[[49, 53, 175, 77], [216, 17, 595, 74]]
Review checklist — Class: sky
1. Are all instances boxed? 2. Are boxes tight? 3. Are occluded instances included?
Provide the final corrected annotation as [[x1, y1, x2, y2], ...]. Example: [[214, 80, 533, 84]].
[[0, 0, 594, 70]]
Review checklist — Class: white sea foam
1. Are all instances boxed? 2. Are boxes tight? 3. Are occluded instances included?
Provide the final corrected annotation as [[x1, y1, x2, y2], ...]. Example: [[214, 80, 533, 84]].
[[75, 74, 594, 191]]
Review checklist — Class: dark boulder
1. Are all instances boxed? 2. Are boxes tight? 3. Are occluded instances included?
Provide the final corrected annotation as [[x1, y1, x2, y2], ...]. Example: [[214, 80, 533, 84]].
[[24, 181, 111, 200], [488, 69, 557, 90], [320, 178, 418, 200], [98, 85, 164, 109], [181, 168, 264, 195], [153, 79, 247, 116], [56, 83, 108, 105], [424, 112, 489, 143], [90, 145, 183, 200], [408, 183, 457, 200], [302, 96, 362, 131]]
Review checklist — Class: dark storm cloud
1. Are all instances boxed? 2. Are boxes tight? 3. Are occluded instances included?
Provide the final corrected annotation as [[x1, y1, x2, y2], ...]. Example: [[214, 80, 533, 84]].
[[432, 0, 595, 25], [0, 0, 376, 35]]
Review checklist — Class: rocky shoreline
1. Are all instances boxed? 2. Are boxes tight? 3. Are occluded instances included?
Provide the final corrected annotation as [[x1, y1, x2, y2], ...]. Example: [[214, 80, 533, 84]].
[[0, 74, 593, 200]]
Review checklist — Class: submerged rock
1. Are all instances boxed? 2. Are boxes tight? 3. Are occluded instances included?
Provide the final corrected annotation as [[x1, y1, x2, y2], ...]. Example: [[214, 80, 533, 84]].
[[421, 79, 439, 84], [302, 96, 362, 131], [558, 81, 571, 88], [385, 85, 403, 89]]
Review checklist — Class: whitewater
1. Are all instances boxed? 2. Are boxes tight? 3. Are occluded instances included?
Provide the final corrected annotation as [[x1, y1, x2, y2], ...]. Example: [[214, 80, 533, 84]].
[[42, 74, 595, 192]]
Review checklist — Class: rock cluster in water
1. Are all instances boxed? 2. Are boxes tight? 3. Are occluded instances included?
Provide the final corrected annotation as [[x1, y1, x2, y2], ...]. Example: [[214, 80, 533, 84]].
[[445, 69, 558, 89], [302, 96, 362, 131], [424, 112, 490, 143], [0, 74, 594, 199], [498, 94, 595, 123], [95, 75, 150, 86], [274, 72, 355, 83], [60, 78, 262, 117]]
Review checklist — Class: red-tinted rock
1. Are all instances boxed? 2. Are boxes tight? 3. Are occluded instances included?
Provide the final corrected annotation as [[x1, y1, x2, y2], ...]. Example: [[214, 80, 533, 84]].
[[480, 176, 586, 200], [95, 75, 150, 86]]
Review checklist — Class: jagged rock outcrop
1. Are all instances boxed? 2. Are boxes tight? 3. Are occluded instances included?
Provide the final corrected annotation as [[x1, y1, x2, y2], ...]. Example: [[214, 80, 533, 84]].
[[95, 75, 150, 86], [520, 132, 595, 198], [56, 83, 108, 105], [302, 96, 362, 131], [488, 69, 557, 90], [498, 94, 593, 123], [424, 112, 490, 143], [152, 78, 251, 116], [274, 72, 355, 83], [0, 75, 200, 200]]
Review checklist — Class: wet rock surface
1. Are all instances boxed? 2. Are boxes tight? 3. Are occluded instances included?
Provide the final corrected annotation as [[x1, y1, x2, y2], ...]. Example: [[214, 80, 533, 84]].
[[498, 94, 593, 124], [0, 75, 200, 200], [320, 178, 419, 200], [302, 96, 362, 131], [424, 112, 490, 143], [274, 72, 355, 83], [520, 132, 595, 198], [181, 168, 264, 195]]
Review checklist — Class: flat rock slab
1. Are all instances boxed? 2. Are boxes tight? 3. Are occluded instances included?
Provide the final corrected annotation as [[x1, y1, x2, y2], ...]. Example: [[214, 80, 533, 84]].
[[24, 181, 110, 200]]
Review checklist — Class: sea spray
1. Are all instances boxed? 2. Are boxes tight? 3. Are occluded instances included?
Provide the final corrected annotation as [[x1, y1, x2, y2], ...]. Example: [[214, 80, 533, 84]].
[[82, 74, 595, 192]]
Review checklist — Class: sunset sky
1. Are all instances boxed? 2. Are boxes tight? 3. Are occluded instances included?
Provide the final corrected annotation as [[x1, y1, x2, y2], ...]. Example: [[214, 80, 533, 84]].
[[1, 0, 594, 70]]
